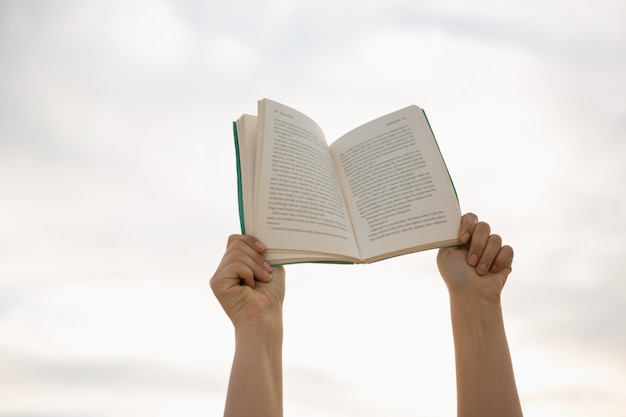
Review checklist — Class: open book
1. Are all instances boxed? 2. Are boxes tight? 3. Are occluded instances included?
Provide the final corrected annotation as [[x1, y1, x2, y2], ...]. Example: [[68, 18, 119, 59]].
[[234, 99, 461, 265]]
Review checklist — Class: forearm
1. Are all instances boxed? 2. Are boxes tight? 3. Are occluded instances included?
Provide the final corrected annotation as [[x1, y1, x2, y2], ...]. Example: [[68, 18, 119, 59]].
[[449, 295, 522, 417], [224, 319, 283, 417]]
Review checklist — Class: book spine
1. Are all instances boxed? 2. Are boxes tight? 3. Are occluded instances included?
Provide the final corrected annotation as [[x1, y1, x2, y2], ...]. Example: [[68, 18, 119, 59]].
[[232, 121, 246, 234]]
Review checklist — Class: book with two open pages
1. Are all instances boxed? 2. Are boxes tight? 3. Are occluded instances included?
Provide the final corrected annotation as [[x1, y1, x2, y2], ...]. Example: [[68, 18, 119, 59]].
[[233, 99, 462, 265]]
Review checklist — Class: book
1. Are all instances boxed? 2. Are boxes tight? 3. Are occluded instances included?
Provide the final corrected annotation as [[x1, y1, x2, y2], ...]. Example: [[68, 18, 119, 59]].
[[233, 98, 461, 265]]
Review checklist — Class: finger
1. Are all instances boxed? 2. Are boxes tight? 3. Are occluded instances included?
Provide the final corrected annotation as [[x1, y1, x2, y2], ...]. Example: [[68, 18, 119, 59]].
[[467, 221, 490, 267], [228, 235, 273, 274], [218, 256, 259, 289], [232, 247, 273, 287], [227, 234, 268, 254], [228, 234, 274, 279], [459, 212, 479, 244], [476, 233, 503, 275], [490, 244, 514, 277], [214, 238, 273, 289]]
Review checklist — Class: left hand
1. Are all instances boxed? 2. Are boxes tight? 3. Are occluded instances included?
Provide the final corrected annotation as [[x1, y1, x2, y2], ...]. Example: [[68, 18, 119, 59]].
[[210, 234, 286, 330]]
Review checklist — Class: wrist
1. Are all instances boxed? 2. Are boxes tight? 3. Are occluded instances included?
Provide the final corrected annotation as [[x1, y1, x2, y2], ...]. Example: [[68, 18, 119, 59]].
[[234, 311, 283, 341], [448, 292, 505, 332], [450, 296, 504, 339], [446, 275, 505, 312], [449, 291, 502, 312]]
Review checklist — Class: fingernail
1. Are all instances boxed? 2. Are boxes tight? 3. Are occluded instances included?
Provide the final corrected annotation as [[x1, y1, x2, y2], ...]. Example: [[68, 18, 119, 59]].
[[469, 254, 478, 266], [254, 241, 267, 252], [263, 261, 273, 273], [477, 263, 488, 275], [461, 232, 470, 243]]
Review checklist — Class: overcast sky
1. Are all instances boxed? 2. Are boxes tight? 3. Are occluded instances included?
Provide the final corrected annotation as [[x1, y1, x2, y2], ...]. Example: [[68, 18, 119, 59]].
[[1, 1, 625, 416]]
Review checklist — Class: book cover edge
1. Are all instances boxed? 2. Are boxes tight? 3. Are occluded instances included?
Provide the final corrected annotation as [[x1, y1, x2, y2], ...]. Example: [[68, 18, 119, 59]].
[[232, 120, 246, 235]]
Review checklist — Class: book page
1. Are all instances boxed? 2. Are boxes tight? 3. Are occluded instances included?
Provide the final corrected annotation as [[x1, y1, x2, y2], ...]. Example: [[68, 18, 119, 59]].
[[329, 106, 461, 262], [234, 115, 258, 234], [252, 99, 360, 260]]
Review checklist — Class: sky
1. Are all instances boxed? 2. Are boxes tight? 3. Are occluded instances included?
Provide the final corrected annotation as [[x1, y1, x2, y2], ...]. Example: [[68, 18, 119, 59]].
[[1, 0, 625, 416]]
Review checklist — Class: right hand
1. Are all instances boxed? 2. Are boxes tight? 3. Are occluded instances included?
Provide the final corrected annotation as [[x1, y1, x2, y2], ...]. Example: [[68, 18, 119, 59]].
[[437, 213, 514, 304], [210, 235, 286, 330]]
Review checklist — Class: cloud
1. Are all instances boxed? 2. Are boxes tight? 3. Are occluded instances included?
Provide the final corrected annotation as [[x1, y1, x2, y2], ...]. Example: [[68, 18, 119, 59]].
[[1, 0, 625, 416]]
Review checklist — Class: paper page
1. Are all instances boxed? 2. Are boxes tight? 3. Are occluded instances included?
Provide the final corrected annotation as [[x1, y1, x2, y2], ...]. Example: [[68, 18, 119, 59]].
[[329, 105, 461, 261], [252, 99, 360, 259], [235, 115, 258, 233]]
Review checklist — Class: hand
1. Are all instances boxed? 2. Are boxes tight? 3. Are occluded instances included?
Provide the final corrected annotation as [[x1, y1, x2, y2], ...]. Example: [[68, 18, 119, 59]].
[[437, 213, 514, 304], [210, 235, 286, 330]]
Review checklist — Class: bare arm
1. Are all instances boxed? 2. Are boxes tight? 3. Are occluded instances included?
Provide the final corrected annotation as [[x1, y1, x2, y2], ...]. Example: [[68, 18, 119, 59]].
[[211, 215, 522, 417], [438, 213, 523, 417], [210, 235, 286, 417]]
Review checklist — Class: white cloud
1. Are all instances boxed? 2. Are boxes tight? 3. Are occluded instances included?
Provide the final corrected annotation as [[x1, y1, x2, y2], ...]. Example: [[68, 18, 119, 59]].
[[1, 0, 625, 416]]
